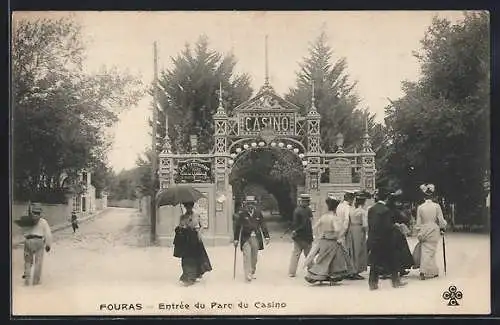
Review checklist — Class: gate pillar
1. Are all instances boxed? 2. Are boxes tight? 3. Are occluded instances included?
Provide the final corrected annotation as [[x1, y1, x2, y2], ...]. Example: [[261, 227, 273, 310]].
[[212, 86, 233, 244], [305, 88, 322, 217]]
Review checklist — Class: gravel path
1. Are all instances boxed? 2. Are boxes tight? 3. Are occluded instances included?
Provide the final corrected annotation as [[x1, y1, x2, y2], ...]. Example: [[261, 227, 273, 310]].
[[12, 208, 490, 316]]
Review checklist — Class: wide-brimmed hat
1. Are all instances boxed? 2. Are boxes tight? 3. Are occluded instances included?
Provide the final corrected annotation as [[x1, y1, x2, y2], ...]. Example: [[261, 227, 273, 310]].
[[343, 190, 356, 199], [389, 189, 403, 197], [374, 187, 390, 201], [299, 194, 311, 201], [420, 184, 435, 196], [325, 196, 341, 209], [245, 195, 257, 202], [31, 203, 42, 214], [326, 195, 340, 202], [355, 190, 372, 200]]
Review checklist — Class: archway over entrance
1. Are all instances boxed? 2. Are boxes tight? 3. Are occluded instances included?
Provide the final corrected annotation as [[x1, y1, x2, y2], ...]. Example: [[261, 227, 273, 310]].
[[228, 147, 305, 224], [157, 70, 376, 246]]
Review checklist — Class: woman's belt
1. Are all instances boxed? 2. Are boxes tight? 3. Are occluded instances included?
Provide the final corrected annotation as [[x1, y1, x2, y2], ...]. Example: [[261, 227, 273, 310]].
[[350, 223, 363, 226], [321, 232, 337, 240], [25, 235, 43, 239]]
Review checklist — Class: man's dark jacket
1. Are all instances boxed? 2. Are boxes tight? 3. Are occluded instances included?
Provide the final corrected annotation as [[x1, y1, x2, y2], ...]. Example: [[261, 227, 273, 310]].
[[291, 205, 314, 243], [367, 201, 398, 272], [234, 208, 270, 251]]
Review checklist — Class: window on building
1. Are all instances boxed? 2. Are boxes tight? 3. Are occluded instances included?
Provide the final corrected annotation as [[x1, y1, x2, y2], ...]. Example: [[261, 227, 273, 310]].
[[73, 196, 81, 213]]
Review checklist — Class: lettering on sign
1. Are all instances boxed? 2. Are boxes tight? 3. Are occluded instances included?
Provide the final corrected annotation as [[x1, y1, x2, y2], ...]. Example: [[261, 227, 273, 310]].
[[175, 161, 212, 183], [239, 114, 295, 134], [329, 159, 352, 184]]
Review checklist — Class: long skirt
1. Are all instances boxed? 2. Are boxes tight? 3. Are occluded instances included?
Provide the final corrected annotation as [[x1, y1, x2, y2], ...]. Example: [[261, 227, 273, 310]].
[[180, 239, 212, 284], [345, 225, 367, 274], [393, 229, 414, 270], [414, 224, 441, 277], [304, 238, 351, 282]]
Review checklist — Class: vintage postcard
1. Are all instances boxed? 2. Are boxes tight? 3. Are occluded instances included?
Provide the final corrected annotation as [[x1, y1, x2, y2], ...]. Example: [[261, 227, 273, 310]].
[[11, 10, 490, 316]]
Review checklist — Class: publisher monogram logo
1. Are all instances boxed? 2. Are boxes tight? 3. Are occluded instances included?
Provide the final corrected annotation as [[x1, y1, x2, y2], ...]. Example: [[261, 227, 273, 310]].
[[442, 286, 463, 306]]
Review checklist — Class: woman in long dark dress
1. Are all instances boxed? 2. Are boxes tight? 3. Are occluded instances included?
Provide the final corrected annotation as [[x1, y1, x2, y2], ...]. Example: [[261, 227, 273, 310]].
[[382, 192, 414, 278], [173, 202, 212, 286]]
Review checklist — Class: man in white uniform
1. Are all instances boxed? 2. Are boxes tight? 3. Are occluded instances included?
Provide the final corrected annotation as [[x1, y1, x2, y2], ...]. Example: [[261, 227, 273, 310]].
[[335, 190, 356, 278], [22, 203, 53, 286], [335, 190, 355, 244]]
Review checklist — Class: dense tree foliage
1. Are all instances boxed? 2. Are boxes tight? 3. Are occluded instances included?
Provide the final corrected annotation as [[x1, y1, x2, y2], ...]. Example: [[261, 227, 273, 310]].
[[12, 17, 143, 202], [156, 35, 253, 153], [380, 12, 489, 226], [285, 31, 379, 152]]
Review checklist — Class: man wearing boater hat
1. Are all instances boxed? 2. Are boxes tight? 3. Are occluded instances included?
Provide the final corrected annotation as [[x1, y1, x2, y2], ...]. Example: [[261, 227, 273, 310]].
[[288, 193, 314, 277], [336, 190, 356, 245], [234, 196, 270, 282], [22, 203, 53, 286]]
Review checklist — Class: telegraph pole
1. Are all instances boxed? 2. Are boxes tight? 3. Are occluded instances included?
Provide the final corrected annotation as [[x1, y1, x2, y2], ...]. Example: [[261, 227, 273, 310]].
[[150, 41, 159, 244]]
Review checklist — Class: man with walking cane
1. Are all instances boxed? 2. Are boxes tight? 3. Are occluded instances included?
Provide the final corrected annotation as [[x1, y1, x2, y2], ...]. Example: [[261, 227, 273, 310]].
[[233, 196, 270, 282], [442, 229, 447, 276]]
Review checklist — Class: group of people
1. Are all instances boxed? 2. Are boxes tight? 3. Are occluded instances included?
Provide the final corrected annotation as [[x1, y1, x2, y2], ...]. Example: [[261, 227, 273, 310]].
[[20, 183, 447, 289], [172, 183, 448, 290], [290, 183, 447, 289]]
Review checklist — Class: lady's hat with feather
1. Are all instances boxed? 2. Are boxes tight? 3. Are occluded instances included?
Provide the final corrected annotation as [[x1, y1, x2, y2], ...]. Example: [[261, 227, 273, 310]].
[[420, 183, 436, 196]]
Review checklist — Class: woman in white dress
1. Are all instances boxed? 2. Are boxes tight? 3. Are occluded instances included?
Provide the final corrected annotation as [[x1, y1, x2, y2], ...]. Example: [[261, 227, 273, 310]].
[[413, 184, 447, 280], [345, 192, 369, 279]]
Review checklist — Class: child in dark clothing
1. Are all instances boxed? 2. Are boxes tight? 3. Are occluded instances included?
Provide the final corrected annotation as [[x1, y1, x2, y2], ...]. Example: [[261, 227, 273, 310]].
[[70, 211, 79, 233]]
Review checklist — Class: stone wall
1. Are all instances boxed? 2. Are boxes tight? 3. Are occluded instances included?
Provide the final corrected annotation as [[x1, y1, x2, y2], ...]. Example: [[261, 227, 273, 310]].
[[11, 202, 73, 239], [108, 199, 138, 209]]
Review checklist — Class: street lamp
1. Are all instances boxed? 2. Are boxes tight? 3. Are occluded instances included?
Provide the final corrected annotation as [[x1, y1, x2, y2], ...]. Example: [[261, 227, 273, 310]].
[[335, 132, 344, 152], [190, 134, 198, 153]]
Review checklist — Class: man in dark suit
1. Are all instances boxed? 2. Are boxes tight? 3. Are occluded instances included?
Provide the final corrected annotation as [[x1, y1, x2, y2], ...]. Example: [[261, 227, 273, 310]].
[[288, 194, 314, 277], [234, 196, 270, 282], [367, 188, 407, 290]]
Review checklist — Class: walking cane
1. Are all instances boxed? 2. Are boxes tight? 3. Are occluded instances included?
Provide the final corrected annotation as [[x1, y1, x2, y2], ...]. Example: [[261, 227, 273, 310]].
[[442, 233, 447, 276], [233, 242, 237, 280], [233, 228, 242, 280]]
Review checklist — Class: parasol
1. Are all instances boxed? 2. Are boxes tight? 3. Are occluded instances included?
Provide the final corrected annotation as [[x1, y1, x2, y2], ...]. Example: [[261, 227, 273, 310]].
[[156, 184, 206, 207]]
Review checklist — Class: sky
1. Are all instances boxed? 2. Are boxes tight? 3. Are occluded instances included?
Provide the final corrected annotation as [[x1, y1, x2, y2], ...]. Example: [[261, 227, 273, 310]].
[[14, 11, 467, 172]]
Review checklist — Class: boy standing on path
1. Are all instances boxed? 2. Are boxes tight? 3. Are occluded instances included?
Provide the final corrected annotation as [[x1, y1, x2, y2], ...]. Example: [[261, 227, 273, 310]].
[[70, 211, 79, 233]]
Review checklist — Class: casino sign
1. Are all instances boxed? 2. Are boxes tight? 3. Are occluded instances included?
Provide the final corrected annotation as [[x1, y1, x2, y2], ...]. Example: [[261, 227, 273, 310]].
[[239, 113, 295, 135]]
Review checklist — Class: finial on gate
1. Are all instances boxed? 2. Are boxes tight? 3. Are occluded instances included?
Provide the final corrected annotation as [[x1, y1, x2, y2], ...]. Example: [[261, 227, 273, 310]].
[[265, 34, 269, 87], [362, 108, 373, 153], [215, 82, 227, 117], [308, 78, 320, 116]]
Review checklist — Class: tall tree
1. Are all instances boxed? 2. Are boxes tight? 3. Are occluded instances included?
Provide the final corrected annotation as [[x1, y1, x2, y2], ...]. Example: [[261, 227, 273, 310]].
[[157, 35, 253, 153], [382, 12, 489, 225], [12, 16, 144, 202], [286, 31, 374, 152]]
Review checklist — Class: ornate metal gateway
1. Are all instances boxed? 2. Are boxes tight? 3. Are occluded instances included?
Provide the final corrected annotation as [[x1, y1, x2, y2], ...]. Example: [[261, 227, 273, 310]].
[[157, 79, 376, 246]]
